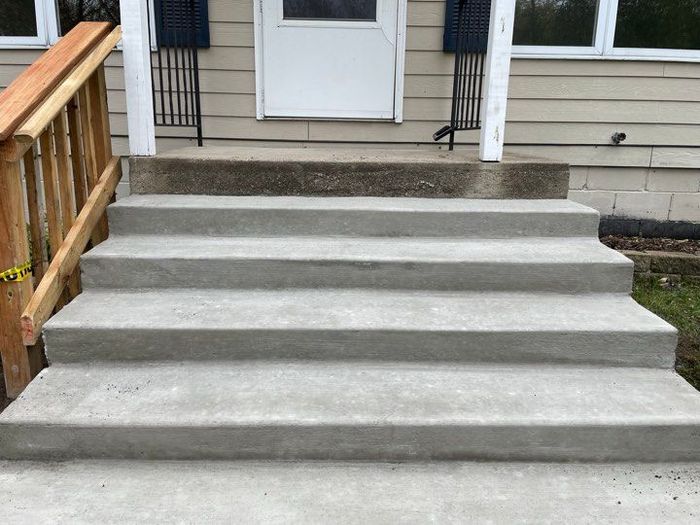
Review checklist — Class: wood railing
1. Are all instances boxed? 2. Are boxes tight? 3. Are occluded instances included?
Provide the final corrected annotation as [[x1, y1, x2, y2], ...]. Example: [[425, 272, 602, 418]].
[[0, 22, 122, 398]]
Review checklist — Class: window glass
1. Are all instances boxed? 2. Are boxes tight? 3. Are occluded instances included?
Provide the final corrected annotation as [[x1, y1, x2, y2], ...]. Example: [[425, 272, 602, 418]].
[[283, 0, 377, 21], [57, 0, 120, 36], [513, 0, 599, 47], [614, 0, 700, 50], [0, 0, 38, 36]]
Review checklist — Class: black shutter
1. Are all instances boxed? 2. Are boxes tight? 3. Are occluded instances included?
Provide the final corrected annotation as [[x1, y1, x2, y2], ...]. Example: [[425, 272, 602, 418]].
[[443, 0, 491, 53], [155, 0, 210, 49]]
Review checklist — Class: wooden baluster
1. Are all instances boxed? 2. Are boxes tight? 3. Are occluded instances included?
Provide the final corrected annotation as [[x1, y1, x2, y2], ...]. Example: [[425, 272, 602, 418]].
[[78, 85, 102, 248], [23, 146, 46, 286], [67, 97, 88, 214], [0, 153, 34, 398], [38, 126, 65, 311], [87, 66, 111, 242], [53, 110, 81, 301]]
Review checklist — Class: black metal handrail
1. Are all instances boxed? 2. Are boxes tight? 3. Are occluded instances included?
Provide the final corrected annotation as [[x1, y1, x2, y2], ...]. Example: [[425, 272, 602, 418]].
[[434, 0, 491, 150], [149, 0, 203, 146]]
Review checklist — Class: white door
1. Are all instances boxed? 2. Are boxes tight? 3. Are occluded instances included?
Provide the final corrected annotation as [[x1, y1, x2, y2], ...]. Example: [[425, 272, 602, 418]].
[[260, 0, 400, 119]]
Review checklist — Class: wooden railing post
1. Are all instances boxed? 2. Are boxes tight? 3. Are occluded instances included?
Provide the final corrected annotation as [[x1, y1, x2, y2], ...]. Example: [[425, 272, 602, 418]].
[[0, 154, 34, 398]]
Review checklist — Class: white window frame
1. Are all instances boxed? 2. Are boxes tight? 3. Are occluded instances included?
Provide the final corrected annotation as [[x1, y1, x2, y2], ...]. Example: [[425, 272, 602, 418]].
[[513, 0, 700, 62], [0, 0, 57, 48], [0, 0, 155, 50]]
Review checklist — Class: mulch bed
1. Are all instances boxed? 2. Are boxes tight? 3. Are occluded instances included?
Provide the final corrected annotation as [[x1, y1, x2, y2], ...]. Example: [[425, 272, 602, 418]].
[[601, 235, 700, 255]]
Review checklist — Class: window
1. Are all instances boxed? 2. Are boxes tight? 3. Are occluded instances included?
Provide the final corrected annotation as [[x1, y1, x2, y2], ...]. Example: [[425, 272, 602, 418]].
[[514, 0, 599, 47], [0, 1, 202, 50], [0, 0, 53, 46], [512, 0, 700, 60]]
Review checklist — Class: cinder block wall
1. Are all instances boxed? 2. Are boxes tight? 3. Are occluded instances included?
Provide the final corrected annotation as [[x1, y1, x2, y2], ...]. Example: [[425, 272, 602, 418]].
[[569, 167, 700, 223]]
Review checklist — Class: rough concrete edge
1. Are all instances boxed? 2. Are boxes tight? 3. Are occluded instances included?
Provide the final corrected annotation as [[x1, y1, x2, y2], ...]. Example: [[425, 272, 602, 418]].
[[128, 156, 570, 200]]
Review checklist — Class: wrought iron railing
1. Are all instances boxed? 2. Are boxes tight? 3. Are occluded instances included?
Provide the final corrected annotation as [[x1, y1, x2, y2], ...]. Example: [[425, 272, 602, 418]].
[[149, 0, 203, 146], [434, 0, 491, 150]]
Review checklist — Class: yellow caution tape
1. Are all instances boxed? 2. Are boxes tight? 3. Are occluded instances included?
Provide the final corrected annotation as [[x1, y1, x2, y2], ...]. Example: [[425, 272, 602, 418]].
[[0, 261, 32, 283]]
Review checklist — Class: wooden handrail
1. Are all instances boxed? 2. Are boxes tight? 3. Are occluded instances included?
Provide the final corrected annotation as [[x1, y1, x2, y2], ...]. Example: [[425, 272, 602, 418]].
[[21, 157, 122, 346], [0, 24, 122, 397], [14, 27, 122, 148], [0, 22, 112, 141]]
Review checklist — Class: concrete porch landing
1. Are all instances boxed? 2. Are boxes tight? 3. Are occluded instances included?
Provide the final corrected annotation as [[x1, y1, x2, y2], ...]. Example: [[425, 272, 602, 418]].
[[129, 146, 570, 199]]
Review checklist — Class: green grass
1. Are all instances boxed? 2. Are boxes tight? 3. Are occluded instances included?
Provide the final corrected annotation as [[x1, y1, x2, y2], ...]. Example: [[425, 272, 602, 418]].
[[633, 276, 700, 390]]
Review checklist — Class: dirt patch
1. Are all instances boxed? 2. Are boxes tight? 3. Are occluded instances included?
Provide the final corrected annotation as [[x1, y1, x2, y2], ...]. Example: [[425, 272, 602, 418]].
[[602, 235, 700, 255]]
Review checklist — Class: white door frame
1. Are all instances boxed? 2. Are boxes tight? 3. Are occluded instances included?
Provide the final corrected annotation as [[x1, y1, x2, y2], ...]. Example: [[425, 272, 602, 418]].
[[253, 0, 407, 123]]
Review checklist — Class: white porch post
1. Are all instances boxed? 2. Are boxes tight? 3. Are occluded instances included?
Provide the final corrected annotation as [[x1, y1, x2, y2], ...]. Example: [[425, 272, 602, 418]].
[[479, 0, 516, 162], [120, 0, 156, 156]]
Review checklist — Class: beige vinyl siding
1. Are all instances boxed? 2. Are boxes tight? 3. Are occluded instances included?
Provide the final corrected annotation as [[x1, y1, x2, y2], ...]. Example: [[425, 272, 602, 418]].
[[1, 0, 699, 221]]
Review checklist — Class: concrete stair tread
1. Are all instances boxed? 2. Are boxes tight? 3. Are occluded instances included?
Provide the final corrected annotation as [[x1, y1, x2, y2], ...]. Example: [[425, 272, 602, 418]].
[[5, 363, 699, 426], [112, 194, 595, 214], [47, 289, 671, 333], [1, 460, 699, 522], [86, 235, 629, 264]]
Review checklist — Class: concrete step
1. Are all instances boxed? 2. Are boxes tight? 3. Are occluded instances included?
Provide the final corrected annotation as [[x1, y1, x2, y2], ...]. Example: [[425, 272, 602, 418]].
[[108, 195, 599, 238], [81, 235, 632, 293], [43, 289, 676, 367], [1, 460, 699, 522], [128, 146, 569, 199], [1, 363, 698, 461]]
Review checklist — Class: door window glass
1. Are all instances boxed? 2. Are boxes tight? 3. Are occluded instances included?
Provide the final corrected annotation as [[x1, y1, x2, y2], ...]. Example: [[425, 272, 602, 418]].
[[283, 0, 377, 21]]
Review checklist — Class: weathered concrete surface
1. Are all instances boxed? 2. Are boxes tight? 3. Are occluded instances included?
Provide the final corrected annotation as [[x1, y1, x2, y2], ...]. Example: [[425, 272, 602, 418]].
[[42, 289, 677, 367], [1, 363, 699, 461], [109, 195, 600, 238], [81, 235, 633, 293], [1, 460, 699, 523], [129, 147, 570, 199]]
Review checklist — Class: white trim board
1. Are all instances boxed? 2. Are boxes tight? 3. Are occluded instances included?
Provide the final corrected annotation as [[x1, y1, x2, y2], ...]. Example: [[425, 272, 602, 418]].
[[253, 0, 407, 123]]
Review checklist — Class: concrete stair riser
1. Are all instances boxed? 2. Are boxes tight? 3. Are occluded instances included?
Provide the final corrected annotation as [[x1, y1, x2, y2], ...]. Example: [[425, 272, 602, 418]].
[[3, 423, 700, 462], [128, 148, 570, 199], [45, 326, 677, 368]]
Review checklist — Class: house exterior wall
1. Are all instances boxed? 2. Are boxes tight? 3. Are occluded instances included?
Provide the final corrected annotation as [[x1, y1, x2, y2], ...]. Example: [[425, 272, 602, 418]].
[[1, 0, 699, 223]]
